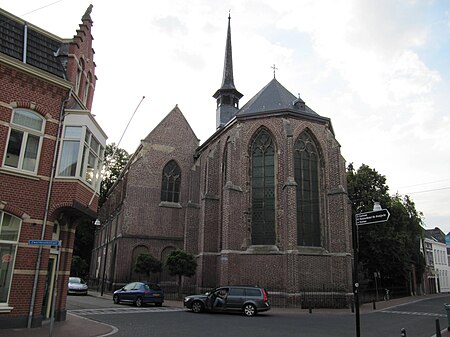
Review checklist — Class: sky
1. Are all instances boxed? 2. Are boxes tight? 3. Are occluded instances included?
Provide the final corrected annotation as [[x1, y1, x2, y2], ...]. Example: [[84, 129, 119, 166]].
[[1, 0, 449, 232]]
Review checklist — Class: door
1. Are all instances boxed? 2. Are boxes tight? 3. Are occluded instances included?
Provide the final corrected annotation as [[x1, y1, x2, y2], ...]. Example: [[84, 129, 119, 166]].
[[226, 287, 245, 310], [41, 255, 56, 318]]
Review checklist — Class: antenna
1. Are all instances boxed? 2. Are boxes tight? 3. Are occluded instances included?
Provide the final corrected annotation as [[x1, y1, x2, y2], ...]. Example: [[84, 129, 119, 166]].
[[87, 96, 146, 207]]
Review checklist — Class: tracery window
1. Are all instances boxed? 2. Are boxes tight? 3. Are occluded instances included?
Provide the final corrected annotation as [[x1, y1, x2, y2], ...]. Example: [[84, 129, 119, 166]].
[[294, 131, 321, 246], [161, 160, 181, 203], [251, 129, 275, 245]]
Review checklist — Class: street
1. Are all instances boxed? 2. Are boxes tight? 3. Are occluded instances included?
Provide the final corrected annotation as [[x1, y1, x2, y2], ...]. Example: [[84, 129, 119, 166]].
[[66, 293, 450, 337]]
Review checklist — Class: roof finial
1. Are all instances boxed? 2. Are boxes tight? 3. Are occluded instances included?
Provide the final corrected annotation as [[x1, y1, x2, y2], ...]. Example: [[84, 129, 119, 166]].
[[271, 64, 278, 78], [228, 9, 231, 20]]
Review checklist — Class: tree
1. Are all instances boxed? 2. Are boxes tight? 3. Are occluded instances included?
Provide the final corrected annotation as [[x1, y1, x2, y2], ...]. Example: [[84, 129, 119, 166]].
[[166, 250, 197, 296], [99, 143, 130, 206], [347, 163, 425, 294], [71, 143, 129, 279], [72, 221, 96, 278], [134, 254, 163, 280], [71, 255, 89, 277]]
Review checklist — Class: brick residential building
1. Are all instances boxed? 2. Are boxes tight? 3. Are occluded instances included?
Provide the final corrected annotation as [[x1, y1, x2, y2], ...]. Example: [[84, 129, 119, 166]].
[[0, 6, 106, 328], [92, 15, 352, 305]]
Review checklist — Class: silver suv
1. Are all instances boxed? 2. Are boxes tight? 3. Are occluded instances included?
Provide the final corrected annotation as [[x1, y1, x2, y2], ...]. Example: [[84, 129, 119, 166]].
[[184, 286, 270, 316]]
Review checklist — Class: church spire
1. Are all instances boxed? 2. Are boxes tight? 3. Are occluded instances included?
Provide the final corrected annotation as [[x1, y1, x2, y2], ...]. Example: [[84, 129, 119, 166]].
[[213, 13, 243, 129]]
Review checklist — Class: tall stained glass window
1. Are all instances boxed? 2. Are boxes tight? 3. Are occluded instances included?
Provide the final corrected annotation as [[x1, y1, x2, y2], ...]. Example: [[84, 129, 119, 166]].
[[251, 129, 275, 245], [294, 131, 321, 246]]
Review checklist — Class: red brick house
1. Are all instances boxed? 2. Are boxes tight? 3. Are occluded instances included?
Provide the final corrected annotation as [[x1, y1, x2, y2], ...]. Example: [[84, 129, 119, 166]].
[[0, 6, 106, 328], [93, 16, 352, 305]]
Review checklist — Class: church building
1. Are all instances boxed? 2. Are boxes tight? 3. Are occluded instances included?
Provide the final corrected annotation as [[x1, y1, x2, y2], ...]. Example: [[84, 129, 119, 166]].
[[92, 15, 352, 306]]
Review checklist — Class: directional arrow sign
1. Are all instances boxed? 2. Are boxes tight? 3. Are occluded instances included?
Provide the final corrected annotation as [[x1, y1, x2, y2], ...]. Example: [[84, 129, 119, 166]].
[[356, 209, 390, 226], [28, 240, 61, 246]]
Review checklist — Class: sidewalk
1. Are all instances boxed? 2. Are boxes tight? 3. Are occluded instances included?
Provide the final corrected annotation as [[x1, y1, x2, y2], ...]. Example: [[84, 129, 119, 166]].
[[0, 292, 448, 337]]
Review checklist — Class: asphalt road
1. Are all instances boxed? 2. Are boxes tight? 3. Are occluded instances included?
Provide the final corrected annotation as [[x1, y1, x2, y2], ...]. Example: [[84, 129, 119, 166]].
[[67, 294, 450, 337]]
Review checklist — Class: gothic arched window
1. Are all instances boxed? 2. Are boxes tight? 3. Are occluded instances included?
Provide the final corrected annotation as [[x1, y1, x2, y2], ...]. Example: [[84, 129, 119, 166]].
[[161, 160, 181, 203], [294, 131, 321, 246], [251, 129, 276, 245]]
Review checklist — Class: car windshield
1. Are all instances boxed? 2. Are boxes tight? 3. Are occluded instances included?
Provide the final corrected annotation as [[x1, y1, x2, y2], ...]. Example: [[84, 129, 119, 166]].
[[69, 277, 83, 284]]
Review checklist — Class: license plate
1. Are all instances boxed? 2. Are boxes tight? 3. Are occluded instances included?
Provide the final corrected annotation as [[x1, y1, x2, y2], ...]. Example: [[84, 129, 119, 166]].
[[154, 294, 160, 296]]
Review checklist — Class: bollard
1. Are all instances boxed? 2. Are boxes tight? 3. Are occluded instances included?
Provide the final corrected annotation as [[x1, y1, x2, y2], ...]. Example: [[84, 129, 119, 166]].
[[351, 299, 355, 313], [400, 328, 406, 337], [436, 319, 442, 337], [372, 299, 376, 310], [308, 301, 312, 314]]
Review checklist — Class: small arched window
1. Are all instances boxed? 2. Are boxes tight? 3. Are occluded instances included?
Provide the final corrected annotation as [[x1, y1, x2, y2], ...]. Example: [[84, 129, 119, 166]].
[[294, 131, 321, 247], [161, 160, 181, 203], [83, 72, 91, 105], [251, 129, 276, 245], [76, 58, 84, 95]]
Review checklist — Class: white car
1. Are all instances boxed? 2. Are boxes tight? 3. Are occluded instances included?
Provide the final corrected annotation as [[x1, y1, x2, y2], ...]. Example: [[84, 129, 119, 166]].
[[68, 277, 88, 295]]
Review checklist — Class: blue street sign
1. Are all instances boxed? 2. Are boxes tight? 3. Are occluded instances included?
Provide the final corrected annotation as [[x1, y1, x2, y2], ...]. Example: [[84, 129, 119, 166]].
[[28, 240, 61, 246]]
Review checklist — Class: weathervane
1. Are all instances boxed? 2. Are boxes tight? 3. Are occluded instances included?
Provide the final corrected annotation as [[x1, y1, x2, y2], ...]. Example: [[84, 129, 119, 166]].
[[271, 64, 278, 78]]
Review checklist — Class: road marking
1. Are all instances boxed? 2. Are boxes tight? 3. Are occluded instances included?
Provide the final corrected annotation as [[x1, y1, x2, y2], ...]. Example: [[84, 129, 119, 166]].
[[381, 310, 446, 318], [69, 306, 186, 316]]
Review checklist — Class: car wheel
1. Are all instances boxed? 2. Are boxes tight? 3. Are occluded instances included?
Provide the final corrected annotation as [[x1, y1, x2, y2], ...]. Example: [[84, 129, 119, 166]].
[[155, 302, 163, 307], [191, 301, 204, 313], [113, 295, 120, 304], [243, 304, 257, 317], [135, 297, 143, 307]]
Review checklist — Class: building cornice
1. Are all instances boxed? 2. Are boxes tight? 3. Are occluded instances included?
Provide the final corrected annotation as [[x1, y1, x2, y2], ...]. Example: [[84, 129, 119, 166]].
[[0, 54, 72, 90]]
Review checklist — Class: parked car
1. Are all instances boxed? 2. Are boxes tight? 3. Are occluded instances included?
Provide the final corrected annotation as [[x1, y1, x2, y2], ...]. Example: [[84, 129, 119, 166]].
[[113, 282, 164, 307], [67, 277, 88, 295], [184, 286, 270, 316]]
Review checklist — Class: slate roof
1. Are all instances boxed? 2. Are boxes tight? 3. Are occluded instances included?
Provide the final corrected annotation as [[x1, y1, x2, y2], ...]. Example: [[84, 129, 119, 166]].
[[424, 228, 446, 244], [237, 78, 320, 118], [0, 9, 66, 78]]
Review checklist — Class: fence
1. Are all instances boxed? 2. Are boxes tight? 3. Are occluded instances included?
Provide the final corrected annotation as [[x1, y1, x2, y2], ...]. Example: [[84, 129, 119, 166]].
[[161, 284, 354, 309]]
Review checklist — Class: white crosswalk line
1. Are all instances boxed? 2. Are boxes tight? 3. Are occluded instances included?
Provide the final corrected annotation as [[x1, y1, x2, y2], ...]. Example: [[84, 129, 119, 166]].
[[69, 306, 186, 316], [381, 310, 446, 318]]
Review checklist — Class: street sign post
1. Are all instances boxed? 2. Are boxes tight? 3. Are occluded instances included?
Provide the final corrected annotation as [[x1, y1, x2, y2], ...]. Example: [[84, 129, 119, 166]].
[[356, 209, 390, 226], [28, 240, 61, 246], [353, 207, 390, 337]]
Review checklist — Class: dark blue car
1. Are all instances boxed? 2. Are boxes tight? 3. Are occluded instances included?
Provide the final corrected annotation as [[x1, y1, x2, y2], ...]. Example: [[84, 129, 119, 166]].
[[113, 282, 164, 307]]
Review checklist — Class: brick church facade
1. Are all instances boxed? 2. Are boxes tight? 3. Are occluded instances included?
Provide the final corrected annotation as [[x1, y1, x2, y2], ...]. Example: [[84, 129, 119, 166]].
[[93, 16, 352, 304], [0, 6, 106, 328]]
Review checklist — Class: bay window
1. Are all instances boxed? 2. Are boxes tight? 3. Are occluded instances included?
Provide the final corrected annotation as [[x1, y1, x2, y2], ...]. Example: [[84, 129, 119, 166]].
[[58, 125, 103, 190]]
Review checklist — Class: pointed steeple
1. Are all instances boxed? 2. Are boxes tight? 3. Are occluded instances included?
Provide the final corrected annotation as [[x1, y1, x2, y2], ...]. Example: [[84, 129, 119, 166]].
[[213, 13, 243, 129]]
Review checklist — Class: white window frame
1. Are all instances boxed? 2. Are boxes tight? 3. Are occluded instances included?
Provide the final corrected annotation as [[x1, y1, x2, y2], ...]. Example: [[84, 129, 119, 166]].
[[2, 109, 45, 174], [0, 211, 22, 309], [57, 124, 104, 192]]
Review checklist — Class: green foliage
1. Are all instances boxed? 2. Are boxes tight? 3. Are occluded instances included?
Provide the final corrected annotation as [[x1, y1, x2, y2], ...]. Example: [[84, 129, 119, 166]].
[[134, 254, 163, 277], [347, 163, 425, 289], [99, 143, 130, 206], [72, 221, 96, 277], [166, 250, 197, 283], [71, 255, 89, 277]]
